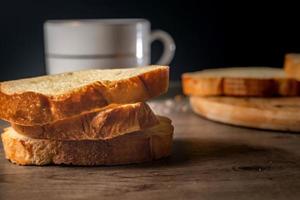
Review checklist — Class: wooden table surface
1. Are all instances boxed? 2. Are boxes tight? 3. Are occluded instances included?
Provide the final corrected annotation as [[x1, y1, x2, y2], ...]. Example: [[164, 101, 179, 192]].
[[1, 97, 300, 200]]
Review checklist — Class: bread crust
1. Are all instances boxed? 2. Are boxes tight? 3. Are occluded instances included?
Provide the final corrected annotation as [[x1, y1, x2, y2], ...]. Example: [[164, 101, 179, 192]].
[[182, 71, 300, 97], [0, 66, 169, 125], [1, 116, 173, 166], [284, 53, 300, 78], [190, 96, 300, 132], [12, 102, 158, 140]]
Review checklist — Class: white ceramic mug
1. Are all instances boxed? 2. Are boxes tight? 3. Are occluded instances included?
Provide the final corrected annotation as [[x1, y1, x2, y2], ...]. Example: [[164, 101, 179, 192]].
[[44, 19, 175, 74]]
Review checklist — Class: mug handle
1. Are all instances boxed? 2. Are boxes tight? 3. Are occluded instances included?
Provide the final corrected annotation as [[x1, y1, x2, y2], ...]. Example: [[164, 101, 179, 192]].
[[150, 30, 176, 65]]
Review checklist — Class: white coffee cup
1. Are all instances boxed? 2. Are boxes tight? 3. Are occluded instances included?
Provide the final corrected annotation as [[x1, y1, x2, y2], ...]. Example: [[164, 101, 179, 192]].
[[44, 19, 175, 74]]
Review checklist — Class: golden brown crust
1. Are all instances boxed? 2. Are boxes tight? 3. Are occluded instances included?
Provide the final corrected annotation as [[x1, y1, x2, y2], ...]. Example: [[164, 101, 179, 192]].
[[190, 96, 300, 132], [0, 67, 169, 125], [1, 116, 173, 166], [182, 72, 300, 97], [12, 102, 158, 140], [182, 76, 223, 96], [284, 54, 300, 79]]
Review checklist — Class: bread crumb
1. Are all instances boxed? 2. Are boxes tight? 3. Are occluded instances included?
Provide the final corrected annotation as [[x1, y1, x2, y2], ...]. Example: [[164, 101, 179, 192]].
[[149, 95, 190, 115]]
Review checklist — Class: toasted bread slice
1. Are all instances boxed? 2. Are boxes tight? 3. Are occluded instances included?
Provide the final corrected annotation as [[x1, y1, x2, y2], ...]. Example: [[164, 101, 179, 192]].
[[190, 96, 300, 132], [0, 66, 169, 125], [182, 67, 300, 97], [284, 53, 300, 78], [1, 116, 173, 166], [12, 102, 158, 140]]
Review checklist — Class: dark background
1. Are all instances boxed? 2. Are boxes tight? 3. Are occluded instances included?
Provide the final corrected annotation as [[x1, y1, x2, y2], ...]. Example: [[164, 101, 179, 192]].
[[1, 0, 300, 81]]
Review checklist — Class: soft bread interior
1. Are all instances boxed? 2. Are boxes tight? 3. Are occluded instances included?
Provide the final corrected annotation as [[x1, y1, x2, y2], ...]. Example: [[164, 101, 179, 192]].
[[1, 65, 167, 95], [286, 54, 300, 63], [184, 67, 285, 78]]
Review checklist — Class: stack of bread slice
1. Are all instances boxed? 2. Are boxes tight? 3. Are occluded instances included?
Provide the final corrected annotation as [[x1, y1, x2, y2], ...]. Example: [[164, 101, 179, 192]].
[[0, 66, 174, 165], [182, 58, 300, 132]]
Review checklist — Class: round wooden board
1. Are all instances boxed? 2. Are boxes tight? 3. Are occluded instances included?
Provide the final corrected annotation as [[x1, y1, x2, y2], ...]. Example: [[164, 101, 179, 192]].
[[190, 96, 300, 132]]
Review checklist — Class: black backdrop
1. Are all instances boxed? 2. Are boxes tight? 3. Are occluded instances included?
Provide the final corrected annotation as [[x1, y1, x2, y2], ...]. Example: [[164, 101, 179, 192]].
[[1, 0, 300, 81]]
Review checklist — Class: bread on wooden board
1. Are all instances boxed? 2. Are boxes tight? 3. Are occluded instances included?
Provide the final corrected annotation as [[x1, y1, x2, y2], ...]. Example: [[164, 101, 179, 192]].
[[0, 65, 169, 126], [12, 102, 158, 140], [1, 116, 173, 166], [182, 67, 300, 97], [284, 53, 300, 78], [190, 96, 300, 132]]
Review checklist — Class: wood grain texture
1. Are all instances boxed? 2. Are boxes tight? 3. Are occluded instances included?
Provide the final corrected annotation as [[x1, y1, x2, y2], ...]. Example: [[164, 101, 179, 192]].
[[190, 96, 300, 132], [1, 98, 300, 200]]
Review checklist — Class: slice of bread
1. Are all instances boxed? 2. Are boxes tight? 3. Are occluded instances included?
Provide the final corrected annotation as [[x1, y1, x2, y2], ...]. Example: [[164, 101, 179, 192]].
[[284, 53, 300, 78], [12, 102, 158, 140], [1, 116, 173, 166], [182, 67, 300, 97], [0, 66, 169, 125], [190, 96, 300, 132]]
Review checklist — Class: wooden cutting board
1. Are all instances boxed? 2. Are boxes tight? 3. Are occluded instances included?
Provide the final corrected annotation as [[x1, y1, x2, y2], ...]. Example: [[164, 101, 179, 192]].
[[190, 96, 300, 132]]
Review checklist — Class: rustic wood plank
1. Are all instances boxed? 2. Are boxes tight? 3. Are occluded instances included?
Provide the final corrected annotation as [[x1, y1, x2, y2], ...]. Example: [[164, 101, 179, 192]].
[[0, 98, 300, 200]]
